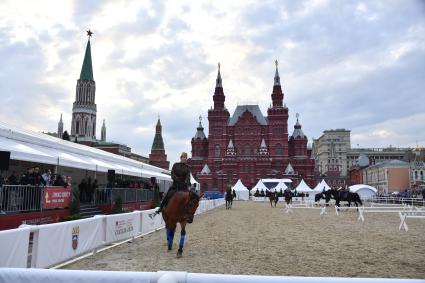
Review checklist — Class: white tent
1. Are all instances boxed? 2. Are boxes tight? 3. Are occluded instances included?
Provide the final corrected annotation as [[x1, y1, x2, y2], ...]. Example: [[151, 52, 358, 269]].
[[313, 179, 331, 192], [349, 184, 377, 199], [294, 179, 313, 193], [231, 179, 249, 200], [274, 181, 288, 193], [252, 180, 269, 194], [190, 173, 200, 192]]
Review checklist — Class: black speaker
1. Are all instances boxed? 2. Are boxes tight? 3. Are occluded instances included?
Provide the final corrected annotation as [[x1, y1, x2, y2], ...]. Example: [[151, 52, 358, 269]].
[[0, 151, 10, 171], [107, 169, 115, 183]]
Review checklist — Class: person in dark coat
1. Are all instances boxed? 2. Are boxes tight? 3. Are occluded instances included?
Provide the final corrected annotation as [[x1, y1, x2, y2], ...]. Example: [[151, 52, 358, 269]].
[[156, 152, 191, 214]]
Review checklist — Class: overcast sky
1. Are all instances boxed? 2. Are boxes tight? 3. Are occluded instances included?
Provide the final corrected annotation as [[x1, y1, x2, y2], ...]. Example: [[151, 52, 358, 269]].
[[0, 0, 424, 165]]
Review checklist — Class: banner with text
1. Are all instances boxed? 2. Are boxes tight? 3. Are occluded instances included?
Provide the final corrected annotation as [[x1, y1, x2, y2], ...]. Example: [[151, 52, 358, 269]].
[[43, 187, 72, 209], [105, 212, 140, 244]]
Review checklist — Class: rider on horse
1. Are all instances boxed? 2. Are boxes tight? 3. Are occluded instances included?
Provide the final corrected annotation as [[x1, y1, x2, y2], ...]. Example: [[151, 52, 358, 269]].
[[156, 152, 191, 214]]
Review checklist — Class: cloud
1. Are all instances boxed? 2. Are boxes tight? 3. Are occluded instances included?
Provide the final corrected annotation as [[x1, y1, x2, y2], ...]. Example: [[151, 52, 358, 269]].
[[0, 0, 424, 166]]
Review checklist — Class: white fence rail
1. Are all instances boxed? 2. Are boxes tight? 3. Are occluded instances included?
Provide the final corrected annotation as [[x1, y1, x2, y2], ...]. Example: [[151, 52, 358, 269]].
[[0, 199, 225, 269], [0, 269, 422, 283]]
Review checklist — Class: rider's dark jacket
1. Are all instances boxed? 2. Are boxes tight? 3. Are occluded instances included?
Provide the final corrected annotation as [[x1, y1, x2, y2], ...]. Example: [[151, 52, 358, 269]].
[[171, 162, 191, 191]]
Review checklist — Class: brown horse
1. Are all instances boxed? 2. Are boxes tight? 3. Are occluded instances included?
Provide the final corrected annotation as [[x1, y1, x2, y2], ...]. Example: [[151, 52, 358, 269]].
[[162, 190, 200, 258], [268, 191, 278, 207], [283, 190, 293, 205]]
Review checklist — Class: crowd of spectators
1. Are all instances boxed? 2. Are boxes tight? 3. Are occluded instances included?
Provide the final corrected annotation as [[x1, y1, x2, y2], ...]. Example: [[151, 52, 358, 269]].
[[0, 167, 71, 188]]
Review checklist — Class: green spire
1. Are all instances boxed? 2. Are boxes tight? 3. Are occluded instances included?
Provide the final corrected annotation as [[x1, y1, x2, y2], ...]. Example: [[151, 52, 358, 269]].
[[79, 39, 94, 81], [151, 118, 165, 150]]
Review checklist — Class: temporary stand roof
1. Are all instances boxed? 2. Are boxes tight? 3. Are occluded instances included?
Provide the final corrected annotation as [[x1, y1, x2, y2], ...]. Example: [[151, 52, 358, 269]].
[[0, 122, 171, 181], [231, 179, 249, 200], [313, 179, 332, 192], [190, 173, 200, 191], [274, 181, 288, 192], [294, 179, 313, 193], [349, 184, 378, 199], [252, 180, 269, 192]]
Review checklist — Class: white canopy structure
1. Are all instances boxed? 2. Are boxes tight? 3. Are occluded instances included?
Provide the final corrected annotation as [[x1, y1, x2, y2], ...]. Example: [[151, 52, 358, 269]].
[[190, 173, 200, 192], [274, 181, 288, 192], [349, 184, 377, 199], [313, 179, 331, 192], [0, 122, 171, 181], [294, 179, 313, 193], [231, 179, 249, 200], [252, 180, 269, 193]]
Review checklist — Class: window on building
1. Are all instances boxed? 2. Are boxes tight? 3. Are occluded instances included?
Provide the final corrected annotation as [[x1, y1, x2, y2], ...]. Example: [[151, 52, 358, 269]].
[[253, 145, 258, 157], [275, 143, 282, 155], [201, 183, 208, 191], [237, 145, 243, 156], [214, 144, 221, 157], [212, 178, 218, 189], [244, 144, 250, 157]]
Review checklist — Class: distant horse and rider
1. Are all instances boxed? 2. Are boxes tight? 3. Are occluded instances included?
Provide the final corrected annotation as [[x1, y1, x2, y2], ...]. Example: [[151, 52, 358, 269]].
[[314, 188, 362, 208], [331, 189, 362, 208], [225, 187, 234, 209], [268, 190, 278, 207], [283, 189, 293, 207]]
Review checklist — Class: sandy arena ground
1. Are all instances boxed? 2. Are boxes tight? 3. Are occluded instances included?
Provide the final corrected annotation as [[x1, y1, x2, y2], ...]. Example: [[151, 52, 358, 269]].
[[64, 201, 425, 278]]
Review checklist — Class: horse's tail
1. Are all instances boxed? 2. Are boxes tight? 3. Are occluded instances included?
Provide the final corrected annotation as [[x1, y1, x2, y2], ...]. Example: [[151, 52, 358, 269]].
[[356, 193, 363, 205]]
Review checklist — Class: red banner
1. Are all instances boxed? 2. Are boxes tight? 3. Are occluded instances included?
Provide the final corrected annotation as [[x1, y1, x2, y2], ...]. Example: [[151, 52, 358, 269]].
[[43, 187, 72, 209]]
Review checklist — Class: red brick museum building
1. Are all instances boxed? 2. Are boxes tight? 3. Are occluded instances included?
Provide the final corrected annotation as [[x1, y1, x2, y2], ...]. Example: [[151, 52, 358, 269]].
[[188, 62, 316, 193]]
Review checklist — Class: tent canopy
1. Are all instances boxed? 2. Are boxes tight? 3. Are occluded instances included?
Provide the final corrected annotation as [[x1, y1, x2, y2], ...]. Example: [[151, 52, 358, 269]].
[[349, 184, 377, 199], [274, 181, 288, 192], [294, 179, 313, 193], [0, 122, 171, 181], [313, 179, 331, 192], [232, 179, 248, 191], [252, 180, 268, 192], [231, 179, 250, 200]]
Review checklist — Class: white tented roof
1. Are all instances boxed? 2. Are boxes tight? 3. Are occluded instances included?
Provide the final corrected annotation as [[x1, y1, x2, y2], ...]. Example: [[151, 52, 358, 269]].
[[231, 179, 248, 191], [349, 184, 377, 193], [313, 179, 331, 192], [294, 179, 313, 193], [261, 178, 293, 183], [0, 122, 171, 181], [190, 173, 199, 185], [274, 181, 288, 192], [349, 184, 377, 199], [252, 180, 269, 192]]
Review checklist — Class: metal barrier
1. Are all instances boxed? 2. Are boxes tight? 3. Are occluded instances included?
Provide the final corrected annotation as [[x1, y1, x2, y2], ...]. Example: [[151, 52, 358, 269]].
[[0, 185, 43, 213], [95, 188, 154, 205], [370, 196, 425, 207]]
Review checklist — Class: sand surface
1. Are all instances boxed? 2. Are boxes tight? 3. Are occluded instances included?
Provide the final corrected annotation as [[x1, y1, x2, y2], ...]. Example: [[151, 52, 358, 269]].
[[64, 201, 425, 278]]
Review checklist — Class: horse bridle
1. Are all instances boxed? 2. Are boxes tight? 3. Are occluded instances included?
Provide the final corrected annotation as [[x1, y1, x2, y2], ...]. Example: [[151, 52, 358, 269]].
[[183, 193, 197, 221]]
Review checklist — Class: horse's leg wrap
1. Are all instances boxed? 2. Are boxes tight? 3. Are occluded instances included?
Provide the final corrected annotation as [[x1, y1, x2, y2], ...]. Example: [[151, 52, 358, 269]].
[[168, 229, 175, 250], [179, 229, 186, 250]]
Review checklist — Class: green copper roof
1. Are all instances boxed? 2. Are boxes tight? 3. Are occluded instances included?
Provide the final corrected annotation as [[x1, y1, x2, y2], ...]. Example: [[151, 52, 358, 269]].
[[152, 133, 165, 150], [152, 119, 164, 150], [79, 40, 94, 81]]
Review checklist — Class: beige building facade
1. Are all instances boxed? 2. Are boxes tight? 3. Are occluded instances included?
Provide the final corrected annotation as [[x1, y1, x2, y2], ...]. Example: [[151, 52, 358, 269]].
[[313, 129, 410, 179], [361, 160, 410, 194], [312, 129, 351, 176]]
